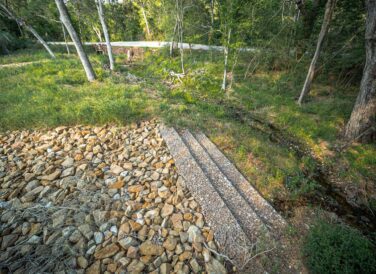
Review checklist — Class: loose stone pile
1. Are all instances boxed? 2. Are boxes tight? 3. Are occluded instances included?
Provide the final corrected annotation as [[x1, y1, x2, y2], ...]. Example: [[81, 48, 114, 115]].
[[0, 121, 227, 273]]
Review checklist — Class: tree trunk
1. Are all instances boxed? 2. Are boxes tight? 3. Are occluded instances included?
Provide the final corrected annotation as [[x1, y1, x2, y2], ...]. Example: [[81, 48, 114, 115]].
[[221, 28, 231, 91], [297, 0, 336, 105], [175, 0, 184, 74], [0, 4, 56, 59], [96, 0, 114, 70], [24, 24, 56, 58], [55, 0, 96, 82], [141, 5, 151, 40], [345, 0, 376, 142], [61, 22, 70, 55], [93, 26, 103, 42], [170, 22, 178, 57]]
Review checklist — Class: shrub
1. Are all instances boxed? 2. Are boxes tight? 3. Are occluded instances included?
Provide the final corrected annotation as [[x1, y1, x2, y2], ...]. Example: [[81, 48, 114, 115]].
[[303, 221, 376, 274]]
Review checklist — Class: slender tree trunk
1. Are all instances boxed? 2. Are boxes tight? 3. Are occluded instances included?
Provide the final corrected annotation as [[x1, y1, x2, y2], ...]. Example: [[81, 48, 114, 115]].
[[175, 0, 184, 74], [0, 4, 55, 59], [55, 0, 96, 82], [297, 0, 336, 105], [221, 28, 231, 91], [141, 5, 151, 39], [96, 0, 114, 70], [61, 22, 70, 55], [345, 0, 376, 142], [93, 26, 103, 42], [170, 22, 178, 57], [24, 24, 56, 58], [209, 0, 214, 45]]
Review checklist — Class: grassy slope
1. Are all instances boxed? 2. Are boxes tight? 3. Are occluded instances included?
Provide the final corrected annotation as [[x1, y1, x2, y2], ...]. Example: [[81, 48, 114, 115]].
[[0, 48, 375, 207], [1, 47, 375, 273]]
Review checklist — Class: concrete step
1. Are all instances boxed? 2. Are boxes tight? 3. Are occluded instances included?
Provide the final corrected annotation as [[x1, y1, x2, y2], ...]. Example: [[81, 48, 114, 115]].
[[160, 126, 252, 267], [160, 126, 285, 271], [179, 130, 268, 239], [194, 132, 287, 236]]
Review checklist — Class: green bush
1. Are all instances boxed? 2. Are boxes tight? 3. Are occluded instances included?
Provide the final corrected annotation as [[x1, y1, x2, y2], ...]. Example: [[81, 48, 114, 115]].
[[304, 221, 376, 274]]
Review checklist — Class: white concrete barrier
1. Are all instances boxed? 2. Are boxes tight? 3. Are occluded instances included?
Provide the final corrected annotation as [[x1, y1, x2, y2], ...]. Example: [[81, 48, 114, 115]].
[[48, 41, 258, 52]]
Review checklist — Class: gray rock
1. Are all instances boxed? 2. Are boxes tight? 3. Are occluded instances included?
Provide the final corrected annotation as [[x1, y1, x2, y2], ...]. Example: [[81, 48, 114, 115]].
[[94, 232, 104, 244], [69, 230, 82, 243], [127, 259, 145, 272], [92, 210, 108, 226], [119, 236, 138, 250], [205, 258, 227, 274], [110, 225, 118, 235], [78, 224, 93, 240], [86, 245, 96, 255], [190, 258, 201, 273], [61, 167, 75, 178], [62, 157, 74, 168], [25, 180, 40, 192], [187, 225, 203, 243], [27, 235, 42, 244]]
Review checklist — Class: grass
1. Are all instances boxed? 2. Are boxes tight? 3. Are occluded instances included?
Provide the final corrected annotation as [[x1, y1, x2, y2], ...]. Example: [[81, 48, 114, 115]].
[[303, 221, 376, 274], [0, 47, 53, 65], [130, 49, 375, 202], [1, 46, 375, 273], [0, 47, 375, 206], [0, 49, 158, 129]]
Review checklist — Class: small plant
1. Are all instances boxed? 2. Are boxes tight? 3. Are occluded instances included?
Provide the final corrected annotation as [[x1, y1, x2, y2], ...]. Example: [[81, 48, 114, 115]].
[[284, 170, 317, 198], [304, 221, 376, 274]]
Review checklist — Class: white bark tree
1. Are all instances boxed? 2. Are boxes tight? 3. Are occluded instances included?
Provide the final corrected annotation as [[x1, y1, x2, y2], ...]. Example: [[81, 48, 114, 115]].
[[297, 0, 337, 105], [140, 2, 151, 39], [221, 28, 231, 91], [61, 22, 70, 55], [0, 4, 56, 59], [175, 0, 185, 74], [55, 0, 96, 82], [96, 0, 114, 70]]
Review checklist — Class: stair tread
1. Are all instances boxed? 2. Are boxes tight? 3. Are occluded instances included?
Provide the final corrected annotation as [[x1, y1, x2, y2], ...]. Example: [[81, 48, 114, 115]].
[[180, 130, 268, 238], [194, 132, 287, 233], [160, 126, 253, 266]]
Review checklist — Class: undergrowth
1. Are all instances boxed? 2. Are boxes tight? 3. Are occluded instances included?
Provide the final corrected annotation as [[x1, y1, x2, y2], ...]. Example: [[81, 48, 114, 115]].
[[304, 221, 376, 274]]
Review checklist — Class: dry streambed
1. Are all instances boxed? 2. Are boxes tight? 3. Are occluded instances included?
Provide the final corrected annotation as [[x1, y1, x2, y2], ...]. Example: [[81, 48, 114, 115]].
[[0, 121, 227, 273]]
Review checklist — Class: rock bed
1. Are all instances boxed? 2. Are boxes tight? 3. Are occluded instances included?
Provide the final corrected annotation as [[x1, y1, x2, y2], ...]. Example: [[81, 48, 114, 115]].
[[0, 121, 227, 274]]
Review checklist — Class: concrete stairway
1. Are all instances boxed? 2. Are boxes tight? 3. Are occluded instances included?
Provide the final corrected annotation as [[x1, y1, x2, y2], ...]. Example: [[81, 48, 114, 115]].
[[160, 126, 287, 269]]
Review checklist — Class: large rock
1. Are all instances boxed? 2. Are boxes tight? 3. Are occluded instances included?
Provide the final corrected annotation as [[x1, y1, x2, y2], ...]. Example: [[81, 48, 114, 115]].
[[94, 243, 119, 259], [61, 167, 75, 177], [39, 169, 61, 181], [187, 225, 203, 243], [1, 234, 18, 250], [161, 203, 174, 218], [110, 164, 124, 175], [163, 236, 177, 251], [62, 157, 74, 168], [140, 241, 164, 256], [119, 236, 138, 249], [92, 210, 108, 226], [128, 185, 143, 193]]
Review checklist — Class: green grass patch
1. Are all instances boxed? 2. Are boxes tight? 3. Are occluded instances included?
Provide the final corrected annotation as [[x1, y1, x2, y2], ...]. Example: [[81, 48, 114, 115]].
[[304, 221, 376, 274], [0, 49, 158, 130], [1, 47, 374, 203]]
